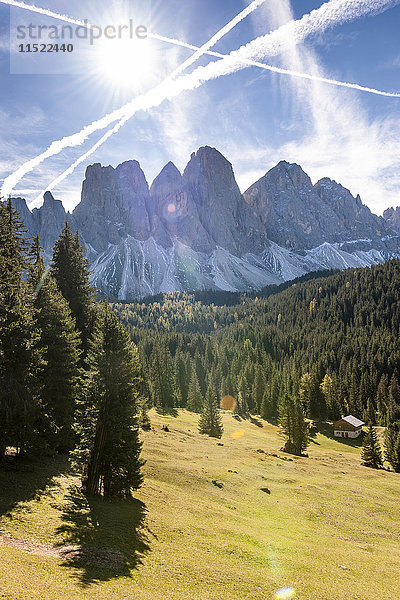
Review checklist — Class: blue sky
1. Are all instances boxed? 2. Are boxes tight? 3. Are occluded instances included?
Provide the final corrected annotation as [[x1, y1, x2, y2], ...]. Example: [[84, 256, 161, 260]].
[[1, 0, 400, 214]]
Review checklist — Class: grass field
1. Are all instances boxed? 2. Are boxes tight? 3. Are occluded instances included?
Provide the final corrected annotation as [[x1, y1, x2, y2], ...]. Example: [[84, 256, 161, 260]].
[[0, 410, 399, 600]]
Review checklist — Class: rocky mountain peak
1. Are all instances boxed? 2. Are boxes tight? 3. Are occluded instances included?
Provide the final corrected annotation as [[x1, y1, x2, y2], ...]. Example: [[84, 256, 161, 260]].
[[6, 147, 400, 300], [150, 161, 182, 197], [73, 159, 151, 252], [267, 160, 313, 189], [383, 206, 400, 233], [182, 146, 267, 254]]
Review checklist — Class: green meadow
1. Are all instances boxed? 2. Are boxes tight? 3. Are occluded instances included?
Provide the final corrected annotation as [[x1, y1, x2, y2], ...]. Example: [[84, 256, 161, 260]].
[[0, 410, 399, 600]]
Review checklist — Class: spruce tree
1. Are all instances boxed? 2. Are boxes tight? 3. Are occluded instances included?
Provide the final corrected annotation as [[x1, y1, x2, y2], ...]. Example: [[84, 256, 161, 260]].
[[0, 199, 40, 458], [198, 386, 223, 439], [29, 236, 81, 450], [174, 352, 188, 407], [361, 424, 383, 469], [384, 423, 400, 472], [252, 366, 265, 414], [72, 304, 144, 497], [261, 389, 274, 421], [140, 401, 152, 431], [279, 394, 310, 456], [150, 341, 175, 412], [51, 222, 96, 363], [234, 390, 249, 418], [187, 369, 203, 413]]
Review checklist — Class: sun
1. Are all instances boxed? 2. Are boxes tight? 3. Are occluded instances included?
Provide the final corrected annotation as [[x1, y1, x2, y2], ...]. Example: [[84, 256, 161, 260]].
[[92, 36, 156, 91]]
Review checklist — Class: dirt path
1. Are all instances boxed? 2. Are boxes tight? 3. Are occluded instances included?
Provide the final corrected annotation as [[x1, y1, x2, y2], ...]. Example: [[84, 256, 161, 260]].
[[0, 534, 124, 569]]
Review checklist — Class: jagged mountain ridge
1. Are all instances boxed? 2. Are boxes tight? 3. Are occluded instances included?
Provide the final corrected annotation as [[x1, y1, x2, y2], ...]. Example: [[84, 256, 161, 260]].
[[10, 146, 400, 299]]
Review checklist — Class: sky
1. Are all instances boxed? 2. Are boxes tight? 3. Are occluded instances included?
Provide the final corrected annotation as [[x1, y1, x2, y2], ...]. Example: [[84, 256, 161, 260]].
[[0, 0, 400, 214]]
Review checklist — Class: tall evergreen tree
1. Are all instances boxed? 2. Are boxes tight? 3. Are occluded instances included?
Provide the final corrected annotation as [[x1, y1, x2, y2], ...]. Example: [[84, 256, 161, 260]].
[[150, 341, 175, 412], [174, 352, 188, 407], [29, 236, 81, 450], [300, 372, 325, 419], [361, 424, 383, 469], [279, 394, 310, 456], [198, 386, 223, 439], [384, 423, 400, 472], [0, 200, 40, 458], [51, 222, 96, 362], [72, 304, 144, 497], [252, 366, 265, 414], [187, 368, 203, 413]]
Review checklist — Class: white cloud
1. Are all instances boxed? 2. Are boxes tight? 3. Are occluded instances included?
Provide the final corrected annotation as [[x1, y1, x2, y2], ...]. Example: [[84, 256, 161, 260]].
[[231, 0, 400, 213]]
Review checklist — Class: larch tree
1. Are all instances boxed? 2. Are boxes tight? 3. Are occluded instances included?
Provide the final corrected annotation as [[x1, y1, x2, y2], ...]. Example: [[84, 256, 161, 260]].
[[72, 303, 144, 497]]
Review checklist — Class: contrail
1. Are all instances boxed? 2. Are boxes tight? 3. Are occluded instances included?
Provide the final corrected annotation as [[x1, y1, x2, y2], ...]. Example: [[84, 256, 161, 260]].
[[1, 0, 268, 198], [36, 50, 400, 203], [32, 0, 271, 201], [2, 0, 400, 198], [0, 0, 96, 28]]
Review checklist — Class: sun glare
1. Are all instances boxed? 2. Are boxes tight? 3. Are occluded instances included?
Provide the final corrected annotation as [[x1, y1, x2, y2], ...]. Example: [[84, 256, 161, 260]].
[[93, 37, 155, 90]]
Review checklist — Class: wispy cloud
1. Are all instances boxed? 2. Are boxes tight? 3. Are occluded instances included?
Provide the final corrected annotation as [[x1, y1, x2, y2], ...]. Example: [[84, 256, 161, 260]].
[[232, 0, 400, 213], [2, 0, 400, 200]]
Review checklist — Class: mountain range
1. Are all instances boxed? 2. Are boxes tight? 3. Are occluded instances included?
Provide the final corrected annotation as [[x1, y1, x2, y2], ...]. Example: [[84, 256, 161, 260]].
[[10, 146, 400, 300]]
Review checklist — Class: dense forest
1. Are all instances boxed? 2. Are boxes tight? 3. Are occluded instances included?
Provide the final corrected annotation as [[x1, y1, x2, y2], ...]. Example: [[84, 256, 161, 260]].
[[2, 198, 400, 474], [113, 260, 400, 432], [0, 200, 144, 495]]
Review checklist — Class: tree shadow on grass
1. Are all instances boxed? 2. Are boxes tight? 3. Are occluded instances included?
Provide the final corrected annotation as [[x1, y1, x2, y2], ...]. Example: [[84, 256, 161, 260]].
[[0, 454, 67, 524], [56, 486, 153, 586]]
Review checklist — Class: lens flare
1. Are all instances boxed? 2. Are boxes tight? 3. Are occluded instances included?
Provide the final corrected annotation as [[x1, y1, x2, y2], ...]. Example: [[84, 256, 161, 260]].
[[34, 268, 50, 297], [274, 587, 296, 599], [231, 430, 245, 439], [167, 203, 176, 213], [220, 395, 236, 411]]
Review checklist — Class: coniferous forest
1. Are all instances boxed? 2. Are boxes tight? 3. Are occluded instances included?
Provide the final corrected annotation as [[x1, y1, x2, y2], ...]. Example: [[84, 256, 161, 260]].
[[3, 200, 400, 482], [114, 259, 400, 455], [0, 200, 144, 495]]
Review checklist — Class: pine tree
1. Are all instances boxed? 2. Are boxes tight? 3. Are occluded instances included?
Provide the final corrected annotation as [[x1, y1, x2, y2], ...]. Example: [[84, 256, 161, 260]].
[[0, 199, 41, 458], [29, 236, 81, 450], [279, 394, 310, 456], [72, 304, 144, 497], [361, 424, 383, 469], [51, 222, 96, 363], [198, 386, 223, 439], [187, 369, 203, 413]]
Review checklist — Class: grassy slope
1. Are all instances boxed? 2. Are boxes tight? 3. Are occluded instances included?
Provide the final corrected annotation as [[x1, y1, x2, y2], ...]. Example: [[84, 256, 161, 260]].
[[0, 411, 399, 600]]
